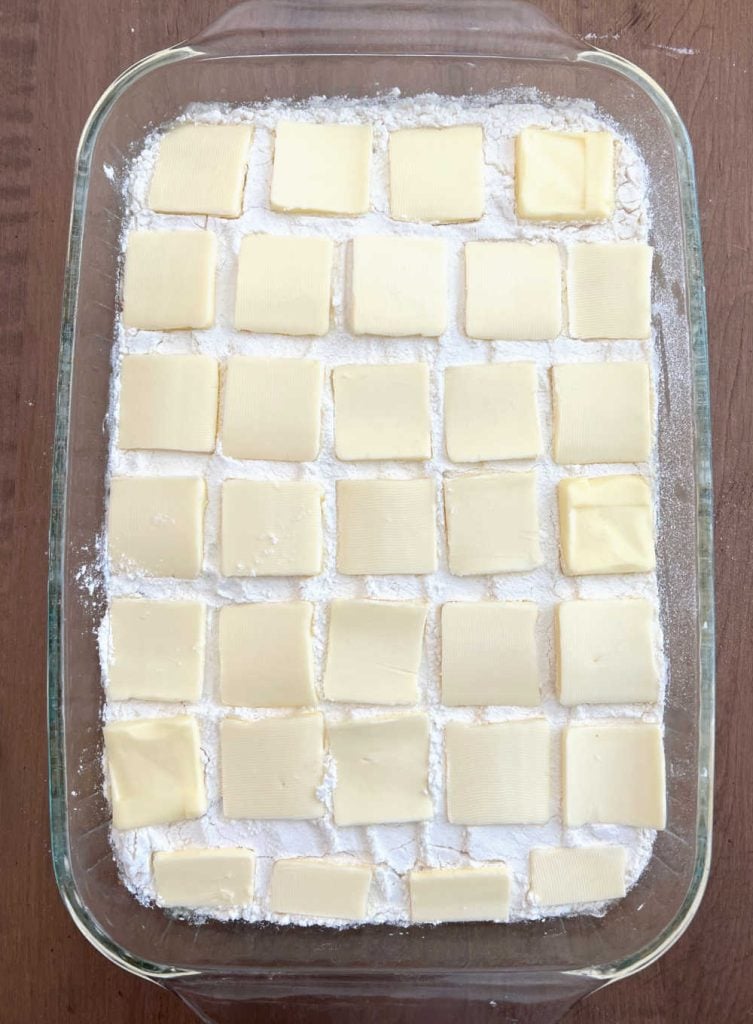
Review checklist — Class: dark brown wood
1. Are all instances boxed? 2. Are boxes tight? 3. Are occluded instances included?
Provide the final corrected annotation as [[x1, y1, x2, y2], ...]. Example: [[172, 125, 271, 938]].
[[1, 0, 749, 1020]]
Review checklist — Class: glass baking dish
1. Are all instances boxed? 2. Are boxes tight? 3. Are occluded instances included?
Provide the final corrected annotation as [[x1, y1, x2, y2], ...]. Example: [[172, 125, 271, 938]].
[[48, 1, 714, 1020]]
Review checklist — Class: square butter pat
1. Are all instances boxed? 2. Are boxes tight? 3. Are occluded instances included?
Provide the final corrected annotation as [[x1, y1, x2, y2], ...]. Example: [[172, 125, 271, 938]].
[[221, 357, 322, 461], [529, 847, 626, 906], [558, 475, 654, 575], [389, 125, 484, 223], [323, 600, 427, 704], [444, 362, 541, 462], [444, 472, 541, 575], [219, 602, 315, 708], [516, 127, 615, 221], [552, 362, 652, 464], [104, 716, 206, 830], [270, 858, 373, 921], [122, 230, 216, 330], [336, 478, 437, 575], [108, 598, 205, 702], [445, 719, 551, 825], [557, 599, 659, 705], [350, 235, 447, 337], [153, 848, 255, 910], [441, 602, 539, 706], [410, 866, 510, 923], [568, 243, 652, 340], [220, 714, 324, 819], [465, 241, 562, 341], [563, 721, 666, 828], [333, 363, 431, 461], [221, 480, 322, 577], [328, 714, 432, 826], [118, 354, 219, 453], [271, 122, 372, 215], [108, 476, 205, 578], [149, 123, 253, 217], [234, 234, 333, 336]]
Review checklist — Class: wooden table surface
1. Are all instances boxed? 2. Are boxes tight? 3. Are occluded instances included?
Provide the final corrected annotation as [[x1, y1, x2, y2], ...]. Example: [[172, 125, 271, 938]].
[[2, 0, 750, 1020]]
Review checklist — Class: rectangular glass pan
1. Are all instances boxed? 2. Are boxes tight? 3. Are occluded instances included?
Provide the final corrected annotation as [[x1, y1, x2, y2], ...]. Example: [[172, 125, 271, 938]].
[[48, 0, 713, 1014]]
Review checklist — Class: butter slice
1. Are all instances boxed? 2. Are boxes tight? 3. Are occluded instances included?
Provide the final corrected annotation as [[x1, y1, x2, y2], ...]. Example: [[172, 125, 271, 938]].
[[108, 598, 205, 702], [333, 363, 431, 461], [328, 714, 432, 826], [153, 848, 255, 910], [389, 125, 484, 223], [220, 714, 324, 820], [441, 602, 539, 707], [552, 361, 652, 465], [336, 478, 437, 575], [221, 480, 322, 577], [515, 127, 615, 221], [122, 230, 216, 330], [529, 847, 626, 905], [108, 476, 205, 579], [104, 715, 206, 829], [563, 721, 666, 828], [444, 362, 541, 463], [149, 124, 253, 217], [558, 475, 654, 576], [444, 472, 541, 576], [465, 241, 561, 341], [324, 600, 427, 704], [350, 235, 447, 337], [118, 354, 219, 453], [568, 243, 652, 340], [269, 858, 373, 920], [234, 234, 333, 336], [219, 602, 315, 708], [221, 357, 322, 461], [271, 122, 371, 215], [557, 599, 659, 705], [410, 866, 510, 923], [445, 719, 551, 825]]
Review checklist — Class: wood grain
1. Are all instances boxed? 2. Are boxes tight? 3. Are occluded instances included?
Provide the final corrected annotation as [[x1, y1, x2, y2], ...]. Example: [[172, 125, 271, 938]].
[[1, 0, 750, 1020]]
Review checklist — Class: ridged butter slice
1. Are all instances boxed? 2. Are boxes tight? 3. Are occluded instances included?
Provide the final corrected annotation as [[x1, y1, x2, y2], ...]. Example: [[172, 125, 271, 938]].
[[153, 848, 255, 910], [567, 242, 652, 340], [333, 363, 431, 461], [410, 866, 510, 923], [389, 125, 484, 224], [122, 229, 216, 331], [529, 846, 626, 905], [269, 858, 373, 920]]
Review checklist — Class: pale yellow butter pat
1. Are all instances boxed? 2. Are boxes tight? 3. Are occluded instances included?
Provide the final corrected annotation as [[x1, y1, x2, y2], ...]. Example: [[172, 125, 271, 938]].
[[153, 848, 255, 910], [221, 357, 322, 461], [234, 234, 333, 336], [220, 714, 324, 820], [271, 122, 372, 216], [516, 127, 615, 221], [558, 475, 654, 576], [270, 858, 373, 920], [465, 241, 561, 341], [122, 230, 216, 330], [389, 125, 484, 223], [118, 354, 219, 453], [444, 472, 542, 576], [221, 480, 322, 577], [323, 600, 427, 705], [563, 721, 666, 828], [552, 362, 652, 465], [149, 124, 253, 217], [108, 598, 205, 702], [557, 599, 659, 705], [568, 243, 652, 339], [441, 602, 539, 707], [446, 719, 551, 825], [104, 716, 206, 830], [108, 476, 205, 579], [529, 847, 626, 906], [410, 866, 510, 923], [328, 714, 432, 826], [350, 235, 447, 337], [219, 602, 315, 708], [333, 363, 431, 461]]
